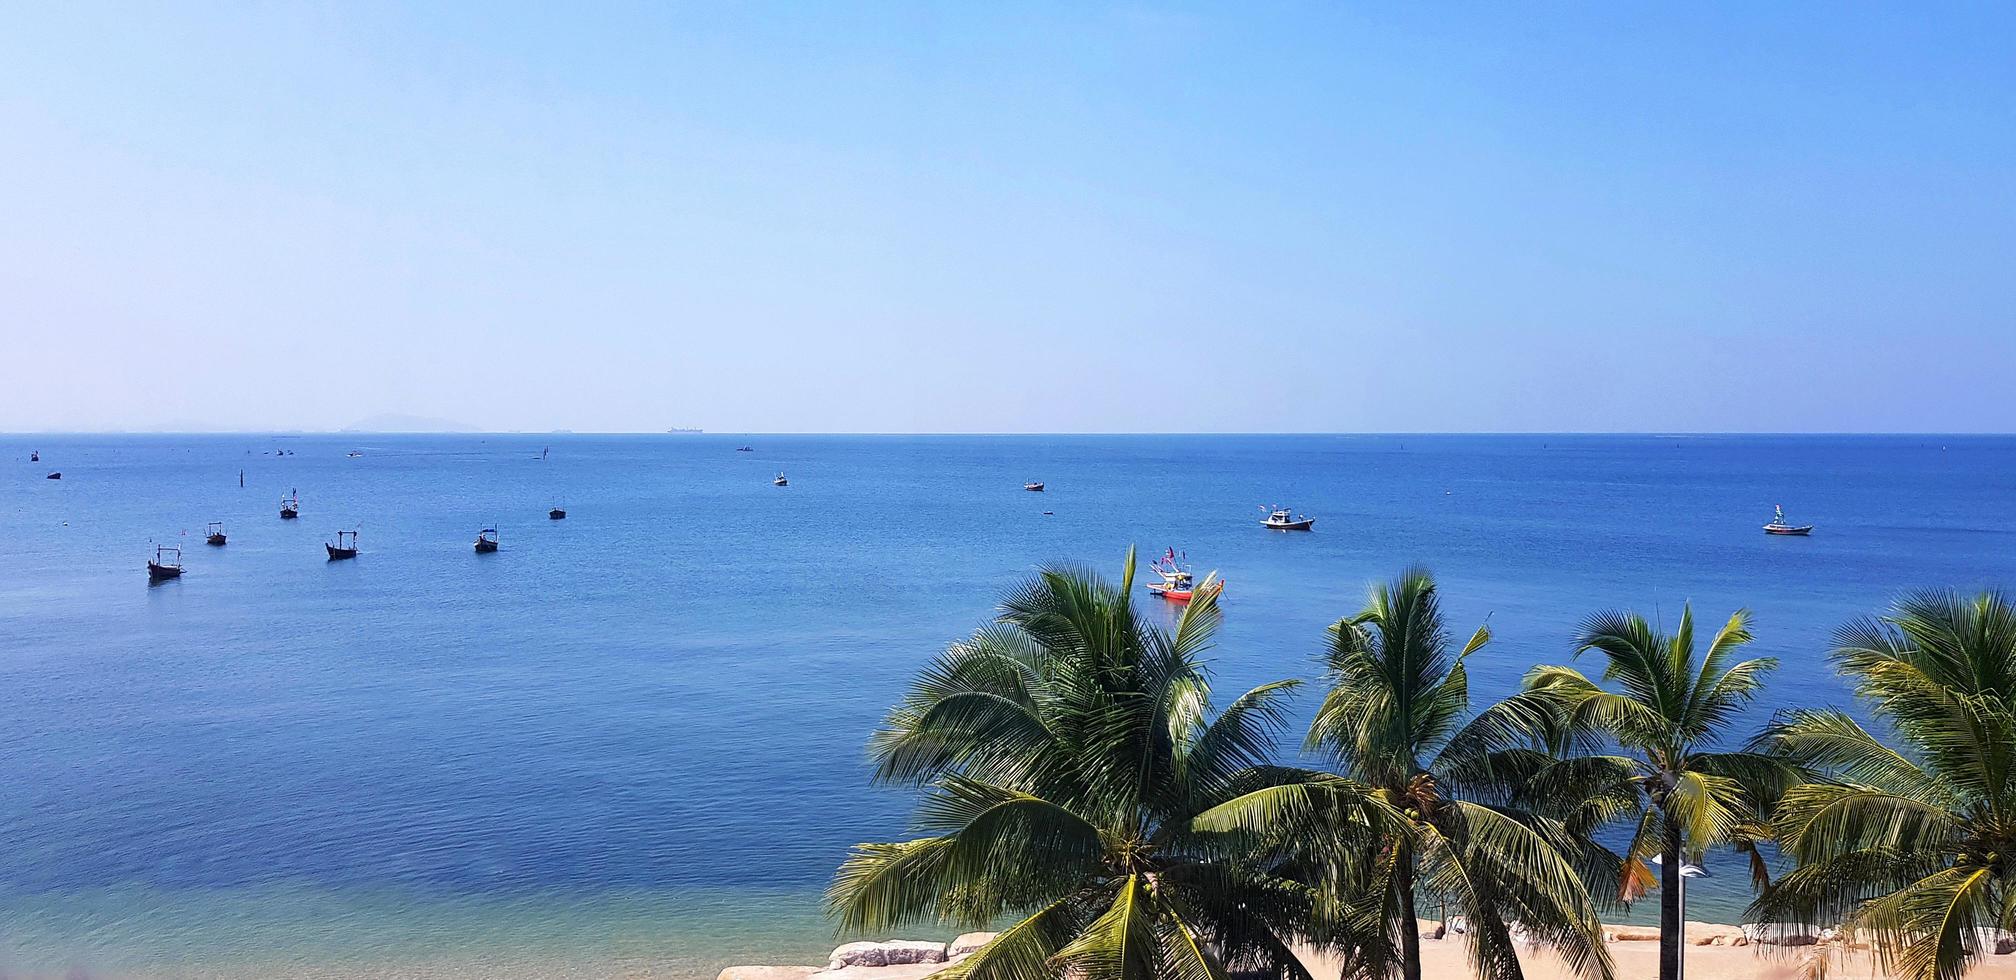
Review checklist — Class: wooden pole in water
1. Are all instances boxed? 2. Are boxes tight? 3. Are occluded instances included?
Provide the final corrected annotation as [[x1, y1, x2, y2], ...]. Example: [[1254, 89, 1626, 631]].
[[239, 469, 245, 487]]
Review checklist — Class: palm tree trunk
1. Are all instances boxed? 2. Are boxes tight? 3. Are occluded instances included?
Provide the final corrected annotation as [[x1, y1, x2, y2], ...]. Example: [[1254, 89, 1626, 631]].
[[1397, 850, 1422, 980], [1660, 813, 1683, 980]]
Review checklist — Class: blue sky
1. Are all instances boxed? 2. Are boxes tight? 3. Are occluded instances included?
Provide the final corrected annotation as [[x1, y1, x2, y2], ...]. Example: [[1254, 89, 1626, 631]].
[[2, 3, 2010, 432]]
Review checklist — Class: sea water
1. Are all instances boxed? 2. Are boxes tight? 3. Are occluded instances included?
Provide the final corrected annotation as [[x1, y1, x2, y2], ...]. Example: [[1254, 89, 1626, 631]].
[[3, 434, 2013, 976]]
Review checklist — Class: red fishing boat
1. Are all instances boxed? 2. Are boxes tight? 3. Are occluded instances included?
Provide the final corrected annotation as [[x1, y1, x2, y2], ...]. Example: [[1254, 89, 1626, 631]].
[[1145, 548, 1224, 602]]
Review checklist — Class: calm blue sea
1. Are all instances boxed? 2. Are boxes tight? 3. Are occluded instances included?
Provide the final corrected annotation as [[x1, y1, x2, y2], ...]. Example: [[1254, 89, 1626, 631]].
[[3, 434, 2013, 977]]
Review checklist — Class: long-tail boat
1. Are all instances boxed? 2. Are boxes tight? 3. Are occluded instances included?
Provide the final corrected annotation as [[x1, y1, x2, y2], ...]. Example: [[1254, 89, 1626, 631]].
[[147, 545, 184, 581], [326, 530, 359, 560]]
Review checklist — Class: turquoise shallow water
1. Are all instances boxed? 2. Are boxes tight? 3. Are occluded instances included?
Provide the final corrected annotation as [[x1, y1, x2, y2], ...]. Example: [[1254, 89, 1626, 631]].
[[3, 434, 2014, 976], [0, 884, 831, 977]]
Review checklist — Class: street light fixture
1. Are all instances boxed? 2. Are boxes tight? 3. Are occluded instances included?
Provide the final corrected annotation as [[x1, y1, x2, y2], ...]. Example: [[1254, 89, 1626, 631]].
[[1652, 855, 1710, 980]]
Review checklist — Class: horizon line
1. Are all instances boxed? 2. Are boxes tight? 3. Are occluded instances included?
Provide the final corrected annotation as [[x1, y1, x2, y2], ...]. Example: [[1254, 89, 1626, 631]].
[[6, 430, 2014, 438]]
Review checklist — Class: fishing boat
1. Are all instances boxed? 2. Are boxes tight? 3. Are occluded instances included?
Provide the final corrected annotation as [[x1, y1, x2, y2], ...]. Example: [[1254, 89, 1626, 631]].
[[46, 471, 61, 480], [1145, 548, 1225, 603], [346, 451, 363, 458], [147, 545, 184, 581], [1149, 576, 1223, 602], [474, 527, 499, 553], [1260, 507, 1315, 531], [325, 530, 359, 560], [28, 451, 37, 461], [1763, 505, 1813, 536], [774, 472, 788, 486], [205, 522, 227, 546], [1023, 481, 1045, 492], [549, 507, 567, 520], [736, 446, 754, 452], [280, 491, 300, 519]]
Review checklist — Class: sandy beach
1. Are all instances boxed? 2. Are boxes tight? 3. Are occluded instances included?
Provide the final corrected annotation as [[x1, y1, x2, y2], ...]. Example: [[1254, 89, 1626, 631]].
[[702, 921, 2016, 980], [32, 938, 2016, 980]]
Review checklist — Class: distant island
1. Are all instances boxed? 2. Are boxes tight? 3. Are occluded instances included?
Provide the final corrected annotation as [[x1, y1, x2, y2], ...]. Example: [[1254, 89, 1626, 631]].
[[667, 427, 704, 434]]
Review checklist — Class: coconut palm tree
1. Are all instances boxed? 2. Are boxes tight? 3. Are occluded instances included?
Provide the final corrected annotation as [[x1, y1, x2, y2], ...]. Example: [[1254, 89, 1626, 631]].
[[1196, 569, 1615, 980], [830, 551, 1366, 980], [1752, 589, 2016, 980], [1522, 605, 1796, 980]]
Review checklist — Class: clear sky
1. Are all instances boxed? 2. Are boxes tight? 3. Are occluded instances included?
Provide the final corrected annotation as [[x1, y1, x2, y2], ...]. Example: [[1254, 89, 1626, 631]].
[[2, 3, 2011, 433]]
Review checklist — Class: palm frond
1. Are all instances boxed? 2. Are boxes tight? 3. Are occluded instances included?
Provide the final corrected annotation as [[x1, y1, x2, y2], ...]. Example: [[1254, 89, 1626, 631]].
[[933, 893, 1090, 980], [828, 837, 959, 933], [1855, 865, 1999, 980], [1663, 769, 1747, 856], [1176, 679, 1302, 803], [1572, 608, 1674, 718], [1770, 782, 1960, 864], [1053, 874, 1160, 980], [1756, 709, 1956, 806]]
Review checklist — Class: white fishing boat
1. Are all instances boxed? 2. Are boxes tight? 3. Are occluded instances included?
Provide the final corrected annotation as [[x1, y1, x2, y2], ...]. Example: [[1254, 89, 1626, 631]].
[[1763, 505, 1813, 536], [1260, 507, 1315, 531]]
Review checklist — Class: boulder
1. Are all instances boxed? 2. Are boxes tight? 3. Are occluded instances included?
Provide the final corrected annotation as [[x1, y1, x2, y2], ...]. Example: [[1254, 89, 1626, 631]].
[[826, 940, 949, 970], [719, 968, 820, 980], [1969, 928, 2016, 955], [817, 965, 953, 980], [949, 932, 998, 958], [1743, 923, 1822, 947]]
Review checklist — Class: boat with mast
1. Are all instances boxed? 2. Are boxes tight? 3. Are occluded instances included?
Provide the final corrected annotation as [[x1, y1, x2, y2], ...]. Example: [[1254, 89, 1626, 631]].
[[326, 530, 359, 560], [549, 506, 567, 520], [1763, 505, 1813, 536], [280, 490, 299, 519], [205, 522, 227, 546], [474, 527, 499, 553], [1145, 548, 1224, 602], [774, 472, 788, 486], [147, 545, 183, 581]]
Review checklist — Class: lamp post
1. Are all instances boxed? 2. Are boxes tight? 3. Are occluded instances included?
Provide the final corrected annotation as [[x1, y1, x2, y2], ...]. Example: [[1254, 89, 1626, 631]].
[[1652, 855, 1710, 980]]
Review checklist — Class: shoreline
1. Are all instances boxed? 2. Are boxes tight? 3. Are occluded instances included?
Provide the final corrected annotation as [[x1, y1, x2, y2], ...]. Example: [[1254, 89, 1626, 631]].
[[718, 920, 2016, 980]]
